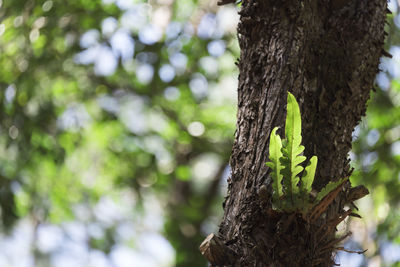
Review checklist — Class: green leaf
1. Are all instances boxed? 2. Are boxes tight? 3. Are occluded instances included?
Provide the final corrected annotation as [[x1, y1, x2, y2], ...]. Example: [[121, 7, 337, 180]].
[[176, 165, 191, 181], [300, 156, 318, 198], [315, 177, 348, 202], [280, 92, 306, 206], [266, 127, 284, 208]]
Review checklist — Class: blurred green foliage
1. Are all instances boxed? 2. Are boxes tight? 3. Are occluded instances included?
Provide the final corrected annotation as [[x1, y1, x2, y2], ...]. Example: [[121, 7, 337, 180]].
[[349, 8, 400, 265], [0, 0, 399, 266], [0, 0, 239, 265]]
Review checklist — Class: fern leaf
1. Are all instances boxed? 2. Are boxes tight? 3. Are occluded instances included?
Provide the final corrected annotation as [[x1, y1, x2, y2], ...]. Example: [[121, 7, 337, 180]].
[[280, 92, 306, 205], [265, 127, 283, 208], [299, 156, 318, 210], [300, 156, 318, 195], [315, 177, 348, 202]]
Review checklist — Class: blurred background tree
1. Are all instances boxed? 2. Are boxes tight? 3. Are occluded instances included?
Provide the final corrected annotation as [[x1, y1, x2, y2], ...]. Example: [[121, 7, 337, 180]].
[[0, 0, 398, 266]]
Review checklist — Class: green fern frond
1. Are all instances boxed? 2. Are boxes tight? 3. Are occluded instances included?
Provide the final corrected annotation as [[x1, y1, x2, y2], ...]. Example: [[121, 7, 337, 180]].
[[315, 177, 348, 202], [280, 92, 306, 205], [300, 156, 318, 201], [265, 91, 349, 217], [265, 127, 284, 208]]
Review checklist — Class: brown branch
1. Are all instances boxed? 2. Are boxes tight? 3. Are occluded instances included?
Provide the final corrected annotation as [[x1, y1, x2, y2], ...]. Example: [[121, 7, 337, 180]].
[[308, 179, 348, 223], [336, 247, 367, 254], [217, 0, 236, 6], [320, 232, 352, 254]]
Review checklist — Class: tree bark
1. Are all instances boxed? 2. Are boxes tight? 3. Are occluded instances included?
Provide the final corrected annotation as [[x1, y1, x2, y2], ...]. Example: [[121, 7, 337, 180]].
[[201, 0, 387, 266]]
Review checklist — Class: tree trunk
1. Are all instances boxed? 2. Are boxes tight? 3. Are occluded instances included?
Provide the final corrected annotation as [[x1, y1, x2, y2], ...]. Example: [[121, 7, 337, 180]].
[[201, 0, 387, 266]]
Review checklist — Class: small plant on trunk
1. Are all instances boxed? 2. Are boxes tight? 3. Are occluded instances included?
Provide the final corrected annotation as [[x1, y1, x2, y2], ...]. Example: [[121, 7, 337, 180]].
[[266, 92, 348, 220]]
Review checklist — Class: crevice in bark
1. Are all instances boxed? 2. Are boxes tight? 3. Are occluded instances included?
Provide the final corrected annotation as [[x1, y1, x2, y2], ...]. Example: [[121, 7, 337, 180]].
[[202, 0, 387, 266]]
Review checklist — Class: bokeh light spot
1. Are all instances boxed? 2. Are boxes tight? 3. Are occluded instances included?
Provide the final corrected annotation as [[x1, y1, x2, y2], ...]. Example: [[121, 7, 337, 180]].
[[188, 122, 205, 137]]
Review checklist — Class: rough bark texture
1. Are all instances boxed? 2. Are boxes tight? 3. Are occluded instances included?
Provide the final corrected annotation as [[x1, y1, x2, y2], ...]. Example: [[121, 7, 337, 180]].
[[206, 0, 387, 266]]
